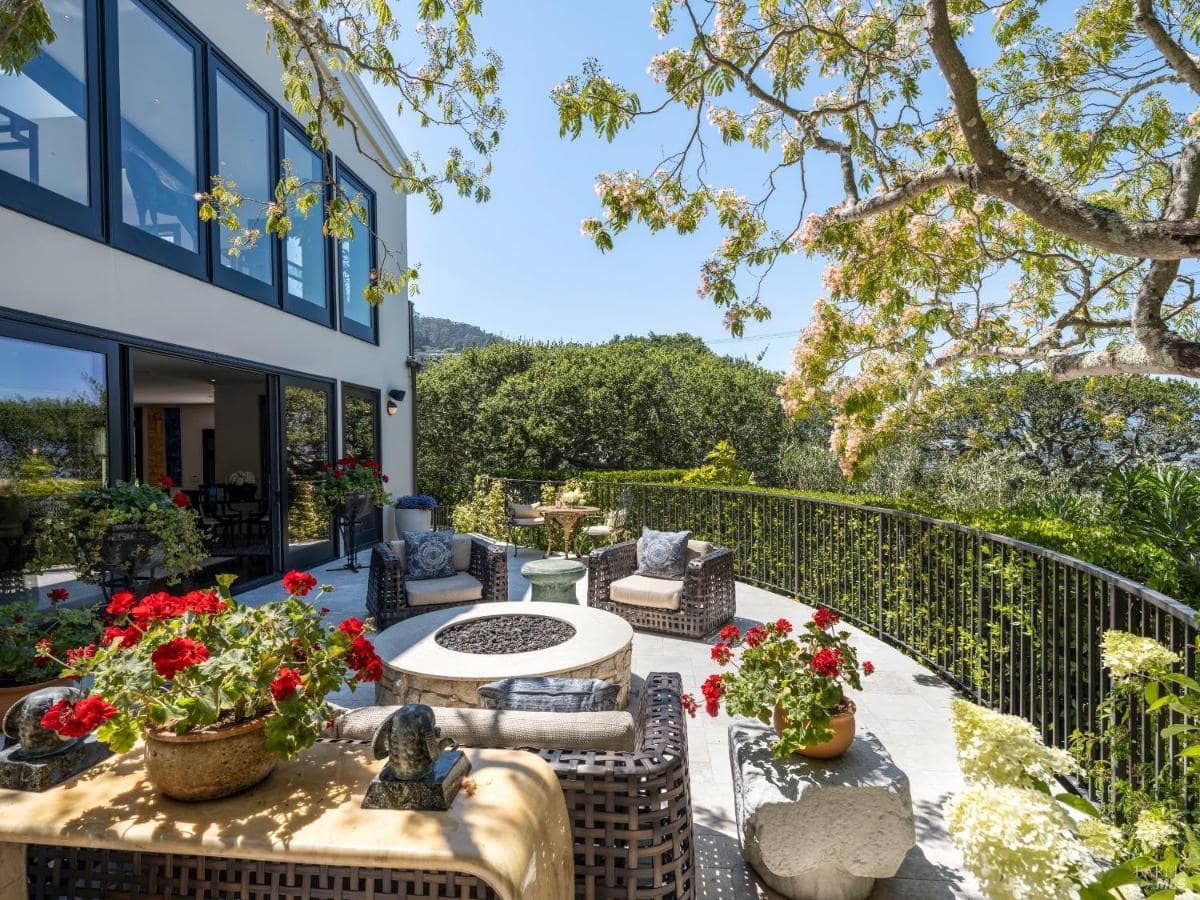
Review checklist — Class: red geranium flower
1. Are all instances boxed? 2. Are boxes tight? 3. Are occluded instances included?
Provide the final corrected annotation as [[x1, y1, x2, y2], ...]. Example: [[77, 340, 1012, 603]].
[[34, 637, 51, 657], [773, 618, 793, 635], [811, 646, 843, 678], [382, 475, 390, 483], [680, 693, 698, 717], [106, 591, 137, 617], [719, 624, 740, 643], [151, 637, 209, 679], [270, 667, 304, 701], [346, 635, 383, 682], [282, 570, 318, 597], [47, 587, 69, 604], [130, 592, 187, 625], [319, 606, 331, 617], [66, 644, 97, 665], [745, 625, 768, 648], [157, 475, 174, 489], [40, 695, 117, 738], [333, 470, 344, 480], [182, 590, 227, 615], [337, 617, 365, 639], [103, 623, 144, 649], [171, 492, 190, 508], [711, 643, 733, 665], [862, 661, 875, 676], [812, 607, 840, 631]]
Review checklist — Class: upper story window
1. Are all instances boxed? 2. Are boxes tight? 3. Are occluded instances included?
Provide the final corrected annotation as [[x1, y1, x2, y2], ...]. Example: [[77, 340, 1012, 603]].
[[212, 68, 275, 298], [337, 166, 377, 343], [0, 0, 89, 205], [113, 0, 204, 266], [282, 128, 330, 322]]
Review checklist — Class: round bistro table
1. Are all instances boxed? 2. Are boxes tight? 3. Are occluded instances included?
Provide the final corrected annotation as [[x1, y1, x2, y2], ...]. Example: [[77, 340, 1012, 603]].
[[539, 505, 600, 558]]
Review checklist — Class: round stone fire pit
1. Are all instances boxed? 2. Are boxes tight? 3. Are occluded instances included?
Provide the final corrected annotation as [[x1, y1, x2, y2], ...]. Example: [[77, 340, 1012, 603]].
[[373, 604, 634, 709]]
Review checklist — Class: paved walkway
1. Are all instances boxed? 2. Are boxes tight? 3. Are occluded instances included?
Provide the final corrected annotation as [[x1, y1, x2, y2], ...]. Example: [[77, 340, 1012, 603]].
[[241, 547, 981, 898]]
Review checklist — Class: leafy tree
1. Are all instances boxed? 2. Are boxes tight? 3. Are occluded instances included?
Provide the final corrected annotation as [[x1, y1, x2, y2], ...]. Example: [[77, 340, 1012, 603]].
[[555, 0, 1200, 472], [2, 0, 505, 304], [417, 334, 801, 500], [912, 373, 1200, 484], [679, 440, 755, 486]]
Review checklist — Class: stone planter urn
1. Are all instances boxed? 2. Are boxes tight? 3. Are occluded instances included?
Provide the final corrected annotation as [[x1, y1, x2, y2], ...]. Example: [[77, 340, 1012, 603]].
[[143, 715, 277, 801], [773, 700, 856, 759], [395, 507, 433, 534], [99, 523, 159, 570]]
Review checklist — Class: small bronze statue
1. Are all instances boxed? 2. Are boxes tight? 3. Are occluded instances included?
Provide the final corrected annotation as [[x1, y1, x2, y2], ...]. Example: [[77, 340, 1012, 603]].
[[362, 704, 470, 810], [0, 685, 111, 791]]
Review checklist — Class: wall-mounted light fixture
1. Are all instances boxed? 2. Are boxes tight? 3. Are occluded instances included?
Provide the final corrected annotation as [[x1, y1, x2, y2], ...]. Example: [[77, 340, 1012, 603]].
[[386, 388, 406, 416]]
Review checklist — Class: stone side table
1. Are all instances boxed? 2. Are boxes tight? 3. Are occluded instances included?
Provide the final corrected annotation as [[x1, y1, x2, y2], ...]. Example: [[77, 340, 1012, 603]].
[[729, 724, 915, 900], [521, 557, 586, 603]]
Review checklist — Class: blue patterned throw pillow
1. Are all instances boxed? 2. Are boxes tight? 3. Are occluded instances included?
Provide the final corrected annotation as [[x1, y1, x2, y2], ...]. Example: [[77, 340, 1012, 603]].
[[404, 530, 456, 580], [636, 527, 691, 580]]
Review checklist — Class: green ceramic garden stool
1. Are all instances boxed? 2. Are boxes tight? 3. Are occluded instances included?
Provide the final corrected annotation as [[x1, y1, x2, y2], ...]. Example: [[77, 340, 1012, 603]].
[[521, 558, 587, 604]]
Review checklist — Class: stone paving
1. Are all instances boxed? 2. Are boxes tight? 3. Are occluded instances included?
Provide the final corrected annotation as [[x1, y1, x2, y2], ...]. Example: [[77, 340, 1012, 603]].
[[241, 546, 982, 899]]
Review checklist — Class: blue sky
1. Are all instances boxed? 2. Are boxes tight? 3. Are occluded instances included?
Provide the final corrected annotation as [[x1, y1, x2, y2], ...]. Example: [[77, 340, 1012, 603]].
[[368, 2, 832, 372]]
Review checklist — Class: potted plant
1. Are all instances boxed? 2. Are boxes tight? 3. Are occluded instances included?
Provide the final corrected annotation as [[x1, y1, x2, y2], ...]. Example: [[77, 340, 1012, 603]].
[[37, 571, 384, 801], [225, 470, 257, 502], [315, 457, 390, 526], [0, 588, 104, 721], [38, 480, 205, 586], [394, 494, 438, 533], [689, 608, 874, 758]]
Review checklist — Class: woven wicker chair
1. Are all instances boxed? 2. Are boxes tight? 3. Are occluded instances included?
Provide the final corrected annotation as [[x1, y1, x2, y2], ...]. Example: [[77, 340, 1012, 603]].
[[587, 539, 736, 639], [366, 536, 508, 629], [330, 672, 694, 900]]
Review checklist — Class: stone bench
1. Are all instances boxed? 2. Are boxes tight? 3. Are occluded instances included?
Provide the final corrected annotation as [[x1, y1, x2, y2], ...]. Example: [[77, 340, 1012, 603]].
[[729, 724, 915, 900]]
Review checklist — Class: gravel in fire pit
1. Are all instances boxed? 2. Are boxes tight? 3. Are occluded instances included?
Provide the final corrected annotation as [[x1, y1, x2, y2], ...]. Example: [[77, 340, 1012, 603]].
[[435, 615, 577, 654]]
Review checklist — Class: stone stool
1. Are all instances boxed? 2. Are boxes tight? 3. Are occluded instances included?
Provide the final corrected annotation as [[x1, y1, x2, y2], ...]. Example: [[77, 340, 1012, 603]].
[[729, 724, 915, 900], [521, 558, 586, 603]]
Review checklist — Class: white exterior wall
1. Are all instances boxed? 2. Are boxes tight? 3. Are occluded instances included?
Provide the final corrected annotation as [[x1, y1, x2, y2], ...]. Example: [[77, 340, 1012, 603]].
[[0, 0, 413, 538]]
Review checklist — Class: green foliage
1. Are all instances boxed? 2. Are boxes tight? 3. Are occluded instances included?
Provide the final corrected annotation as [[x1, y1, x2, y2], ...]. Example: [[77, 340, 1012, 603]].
[[450, 475, 507, 538], [0, 0, 52, 75], [312, 457, 390, 515], [1104, 466, 1200, 598], [679, 440, 755, 487], [37, 481, 206, 585], [417, 334, 802, 502], [0, 594, 103, 686]]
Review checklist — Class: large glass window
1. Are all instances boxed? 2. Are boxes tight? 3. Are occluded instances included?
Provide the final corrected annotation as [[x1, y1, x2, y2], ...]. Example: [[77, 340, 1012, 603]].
[[284, 382, 331, 565], [214, 72, 273, 287], [337, 168, 376, 340], [342, 388, 379, 462], [0, 0, 89, 204], [0, 335, 108, 581], [116, 0, 199, 252], [283, 130, 328, 310]]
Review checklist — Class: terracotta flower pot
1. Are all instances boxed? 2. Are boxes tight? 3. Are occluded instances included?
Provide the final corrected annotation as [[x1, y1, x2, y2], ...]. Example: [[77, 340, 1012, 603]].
[[773, 699, 857, 759], [0, 676, 73, 727], [144, 715, 277, 801]]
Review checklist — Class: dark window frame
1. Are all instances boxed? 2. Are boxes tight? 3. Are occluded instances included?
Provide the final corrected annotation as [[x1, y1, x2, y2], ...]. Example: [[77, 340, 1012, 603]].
[[0, 0, 103, 241], [104, 0, 209, 279], [334, 162, 379, 345], [279, 117, 335, 327], [207, 59, 279, 306]]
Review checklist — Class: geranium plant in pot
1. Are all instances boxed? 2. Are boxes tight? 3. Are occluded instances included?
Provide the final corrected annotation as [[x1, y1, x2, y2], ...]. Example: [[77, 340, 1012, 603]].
[[315, 457, 390, 524], [38, 479, 205, 585], [394, 494, 437, 533], [691, 608, 874, 758], [0, 588, 103, 721], [37, 571, 384, 801]]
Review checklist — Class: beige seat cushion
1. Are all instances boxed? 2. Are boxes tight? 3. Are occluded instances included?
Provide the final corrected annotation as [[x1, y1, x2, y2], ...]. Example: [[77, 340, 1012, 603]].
[[610, 574, 683, 611], [329, 705, 636, 753], [405, 571, 483, 606], [389, 534, 472, 572], [508, 502, 542, 519]]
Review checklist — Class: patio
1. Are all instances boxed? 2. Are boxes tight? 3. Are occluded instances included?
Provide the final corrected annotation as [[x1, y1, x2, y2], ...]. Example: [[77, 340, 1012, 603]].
[[240, 544, 982, 899]]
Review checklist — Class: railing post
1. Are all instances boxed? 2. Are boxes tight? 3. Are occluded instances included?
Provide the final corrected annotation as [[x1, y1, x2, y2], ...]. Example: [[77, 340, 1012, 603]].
[[876, 513, 885, 638]]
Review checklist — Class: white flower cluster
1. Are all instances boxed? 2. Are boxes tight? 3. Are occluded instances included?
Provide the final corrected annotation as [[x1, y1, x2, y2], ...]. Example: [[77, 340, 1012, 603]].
[[1101, 631, 1178, 680], [950, 700, 1078, 787], [1133, 810, 1176, 851], [945, 785, 1095, 899]]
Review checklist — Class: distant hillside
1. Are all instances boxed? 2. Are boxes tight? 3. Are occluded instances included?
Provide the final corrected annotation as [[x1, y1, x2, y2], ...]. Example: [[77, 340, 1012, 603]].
[[413, 314, 502, 352]]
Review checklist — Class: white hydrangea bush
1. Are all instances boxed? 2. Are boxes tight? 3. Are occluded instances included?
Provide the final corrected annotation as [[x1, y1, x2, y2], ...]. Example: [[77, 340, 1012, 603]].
[[950, 699, 1078, 787], [1101, 631, 1178, 680]]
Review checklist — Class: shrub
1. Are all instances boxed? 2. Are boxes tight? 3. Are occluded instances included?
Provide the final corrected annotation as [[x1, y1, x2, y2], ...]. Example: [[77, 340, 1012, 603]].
[[451, 476, 507, 539], [679, 440, 755, 487]]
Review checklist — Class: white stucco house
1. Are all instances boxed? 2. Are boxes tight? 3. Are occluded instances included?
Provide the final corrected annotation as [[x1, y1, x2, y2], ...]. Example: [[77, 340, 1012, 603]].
[[0, 0, 415, 591]]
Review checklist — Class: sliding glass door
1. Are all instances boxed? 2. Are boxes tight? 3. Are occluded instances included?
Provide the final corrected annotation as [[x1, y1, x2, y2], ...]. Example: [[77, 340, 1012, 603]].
[[280, 376, 333, 570], [342, 384, 381, 544]]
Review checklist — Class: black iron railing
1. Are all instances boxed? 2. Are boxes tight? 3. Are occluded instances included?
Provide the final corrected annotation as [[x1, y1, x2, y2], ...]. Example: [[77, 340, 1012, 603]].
[[491, 476, 1197, 804]]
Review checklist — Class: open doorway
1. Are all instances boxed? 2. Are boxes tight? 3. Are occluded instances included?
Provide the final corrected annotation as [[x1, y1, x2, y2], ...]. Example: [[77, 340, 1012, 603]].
[[130, 350, 275, 584]]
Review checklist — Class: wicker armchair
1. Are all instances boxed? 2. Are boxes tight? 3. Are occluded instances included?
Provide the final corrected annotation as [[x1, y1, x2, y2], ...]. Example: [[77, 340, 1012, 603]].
[[366, 535, 508, 628], [329, 672, 694, 900], [588, 539, 736, 638]]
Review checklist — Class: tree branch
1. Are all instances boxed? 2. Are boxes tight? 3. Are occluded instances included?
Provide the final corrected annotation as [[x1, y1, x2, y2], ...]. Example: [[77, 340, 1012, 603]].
[[1134, 0, 1200, 95]]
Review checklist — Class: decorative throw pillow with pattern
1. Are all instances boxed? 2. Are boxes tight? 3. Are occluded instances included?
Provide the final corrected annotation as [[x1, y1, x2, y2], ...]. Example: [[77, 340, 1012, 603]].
[[403, 530, 456, 580], [636, 527, 692, 580]]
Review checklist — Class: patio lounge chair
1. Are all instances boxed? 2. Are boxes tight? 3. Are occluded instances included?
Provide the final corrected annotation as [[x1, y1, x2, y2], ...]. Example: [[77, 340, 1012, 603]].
[[328, 671, 694, 900], [366, 533, 507, 628], [505, 500, 545, 557], [587, 538, 736, 638]]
